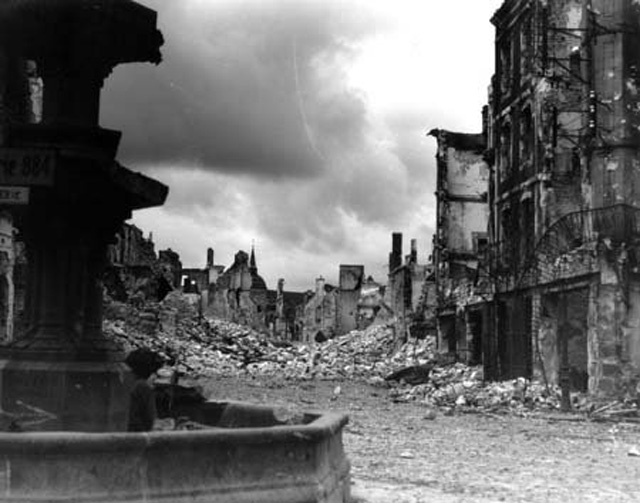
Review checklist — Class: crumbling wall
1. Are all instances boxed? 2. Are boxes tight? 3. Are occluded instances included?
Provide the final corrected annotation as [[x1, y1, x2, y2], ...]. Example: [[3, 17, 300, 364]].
[[337, 265, 364, 335], [104, 223, 173, 304], [447, 148, 489, 194], [271, 283, 305, 341], [181, 268, 209, 293], [108, 224, 156, 267], [302, 285, 338, 343], [538, 296, 559, 385], [208, 250, 268, 332], [415, 267, 436, 317], [591, 254, 640, 396], [388, 265, 409, 332], [445, 148, 489, 253], [158, 248, 182, 290], [592, 280, 625, 394], [430, 129, 490, 362], [356, 278, 388, 330], [621, 281, 640, 391]]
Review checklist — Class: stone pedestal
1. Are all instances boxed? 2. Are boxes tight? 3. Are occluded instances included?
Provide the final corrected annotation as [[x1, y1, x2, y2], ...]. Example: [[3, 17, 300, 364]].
[[0, 126, 167, 431], [0, 192, 136, 430], [0, 0, 167, 431]]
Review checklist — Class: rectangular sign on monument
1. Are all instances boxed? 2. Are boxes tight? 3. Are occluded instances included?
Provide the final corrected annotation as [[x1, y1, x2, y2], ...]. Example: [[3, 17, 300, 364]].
[[0, 148, 56, 186], [0, 186, 29, 204]]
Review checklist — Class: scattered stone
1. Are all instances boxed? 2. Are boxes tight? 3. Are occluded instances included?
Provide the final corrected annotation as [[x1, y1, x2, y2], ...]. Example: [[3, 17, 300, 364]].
[[385, 364, 433, 385], [103, 293, 611, 417], [423, 409, 437, 421]]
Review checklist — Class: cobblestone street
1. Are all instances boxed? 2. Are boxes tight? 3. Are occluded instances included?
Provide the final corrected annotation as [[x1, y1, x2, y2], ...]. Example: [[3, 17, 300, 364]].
[[209, 376, 640, 503]]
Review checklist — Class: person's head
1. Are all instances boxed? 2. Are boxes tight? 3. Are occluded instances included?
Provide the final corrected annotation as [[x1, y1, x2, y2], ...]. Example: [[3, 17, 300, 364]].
[[125, 348, 165, 379]]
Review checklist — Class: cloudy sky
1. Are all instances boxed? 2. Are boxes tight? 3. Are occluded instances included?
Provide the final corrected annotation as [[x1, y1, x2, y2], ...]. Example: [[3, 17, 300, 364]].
[[101, 0, 503, 291]]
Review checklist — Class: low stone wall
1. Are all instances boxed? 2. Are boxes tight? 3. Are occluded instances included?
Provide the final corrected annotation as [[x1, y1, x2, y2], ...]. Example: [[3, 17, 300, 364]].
[[0, 402, 351, 503]]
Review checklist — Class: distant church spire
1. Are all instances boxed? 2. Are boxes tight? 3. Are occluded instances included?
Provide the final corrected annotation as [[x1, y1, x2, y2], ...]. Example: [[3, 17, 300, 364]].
[[250, 240, 257, 272]]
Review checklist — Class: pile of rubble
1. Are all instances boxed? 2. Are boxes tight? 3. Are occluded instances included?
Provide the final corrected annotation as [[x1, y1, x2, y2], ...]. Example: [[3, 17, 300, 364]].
[[104, 293, 598, 414], [388, 366, 565, 413], [103, 296, 426, 381]]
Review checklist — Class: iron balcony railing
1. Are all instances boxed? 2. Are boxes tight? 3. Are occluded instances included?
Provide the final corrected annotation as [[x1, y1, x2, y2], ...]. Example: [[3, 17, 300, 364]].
[[486, 204, 640, 290]]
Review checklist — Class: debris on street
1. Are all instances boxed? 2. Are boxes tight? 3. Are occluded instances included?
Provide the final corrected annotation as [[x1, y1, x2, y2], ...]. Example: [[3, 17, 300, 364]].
[[103, 293, 639, 418]]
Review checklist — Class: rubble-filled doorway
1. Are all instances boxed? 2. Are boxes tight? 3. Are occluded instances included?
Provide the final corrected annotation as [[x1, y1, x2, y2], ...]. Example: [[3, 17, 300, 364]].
[[439, 314, 456, 355], [468, 309, 483, 366], [496, 296, 533, 380], [542, 288, 589, 392]]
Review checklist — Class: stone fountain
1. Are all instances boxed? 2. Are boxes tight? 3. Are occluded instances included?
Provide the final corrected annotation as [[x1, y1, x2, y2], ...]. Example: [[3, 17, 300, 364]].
[[0, 1, 350, 501]]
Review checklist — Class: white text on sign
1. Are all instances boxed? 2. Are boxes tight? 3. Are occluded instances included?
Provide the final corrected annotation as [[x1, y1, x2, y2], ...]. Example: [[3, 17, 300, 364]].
[[0, 149, 55, 186], [0, 186, 29, 205]]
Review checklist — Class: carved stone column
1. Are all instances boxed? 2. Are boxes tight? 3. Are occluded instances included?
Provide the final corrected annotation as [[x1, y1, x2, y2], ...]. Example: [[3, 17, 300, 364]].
[[0, 0, 167, 432], [0, 204, 135, 430]]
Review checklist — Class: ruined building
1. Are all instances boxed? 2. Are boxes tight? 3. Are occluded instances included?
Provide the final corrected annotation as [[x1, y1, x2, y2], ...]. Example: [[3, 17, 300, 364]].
[[0, 221, 176, 340], [300, 265, 366, 342], [338, 264, 365, 334], [415, 263, 437, 336], [179, 246, 305, 335], [302, 277, 339, 342], [272, 279, 306, 341], [207, 247, 269, 330], [429, 130, 490, 365], [433, 0, 640, 397], [105, 223, 175, 303], [386, 233, 433, 341], [158, 247, 183, 292], [487, 0, 640, 395], [357, 276, 390, 331], [181, 247, 223, 308]]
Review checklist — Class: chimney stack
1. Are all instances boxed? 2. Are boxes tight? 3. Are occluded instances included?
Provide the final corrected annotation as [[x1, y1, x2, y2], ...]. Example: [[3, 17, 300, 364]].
[[315, 276, 326, 298], [207, 247, 214, 268], [389, 232, 402, 271], [410, 239, 417, 264]]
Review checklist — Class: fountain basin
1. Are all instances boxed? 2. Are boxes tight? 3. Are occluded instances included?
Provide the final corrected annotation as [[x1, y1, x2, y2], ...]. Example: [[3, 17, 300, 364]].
[[0, 401, 351, 503]]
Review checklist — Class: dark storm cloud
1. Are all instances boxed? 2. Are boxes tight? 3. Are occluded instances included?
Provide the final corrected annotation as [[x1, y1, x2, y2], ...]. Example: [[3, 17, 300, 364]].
[[120, 1, 501, 289], [102, 0, 380, 178], [103, 0, 428, 256]]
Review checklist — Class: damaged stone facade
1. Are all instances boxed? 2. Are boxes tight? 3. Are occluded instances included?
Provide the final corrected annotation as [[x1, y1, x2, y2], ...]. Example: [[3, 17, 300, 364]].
[[180, 246, 305, 336], [386, 232, 433, 342], [207, 248, 269, 330], [429, 130, 490, 365], [181, 248, 223, 311], [301, 277, 339, 342], [272, 279, 306, 341], [487, 0, 640, 396], [299, 264, 367, 342], [434, 0, 640, 397], [338, 264, 365, 334], [0, 221, 176, 342], [357, 276, 391, 331], [105, 223, 175, 304]]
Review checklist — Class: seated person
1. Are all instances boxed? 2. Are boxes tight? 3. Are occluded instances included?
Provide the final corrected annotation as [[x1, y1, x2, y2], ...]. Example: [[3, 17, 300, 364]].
[[124, 348, 165, 432]]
